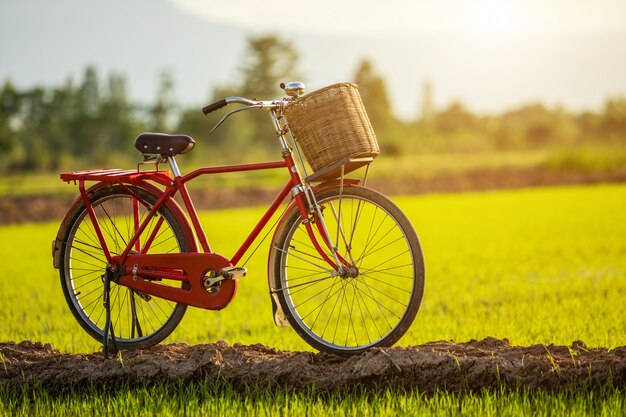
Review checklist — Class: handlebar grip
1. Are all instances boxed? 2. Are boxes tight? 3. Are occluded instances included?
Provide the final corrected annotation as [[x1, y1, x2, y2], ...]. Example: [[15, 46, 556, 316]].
[[202, 99, 227, 115]]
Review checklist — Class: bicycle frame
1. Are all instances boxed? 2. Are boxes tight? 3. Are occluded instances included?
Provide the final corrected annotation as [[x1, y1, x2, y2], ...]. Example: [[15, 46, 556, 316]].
[[56, 104, 353, 311]]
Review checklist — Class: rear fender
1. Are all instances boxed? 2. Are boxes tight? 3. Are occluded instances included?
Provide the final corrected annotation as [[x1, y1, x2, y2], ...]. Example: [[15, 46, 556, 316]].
[[52, 181, 197, 269]]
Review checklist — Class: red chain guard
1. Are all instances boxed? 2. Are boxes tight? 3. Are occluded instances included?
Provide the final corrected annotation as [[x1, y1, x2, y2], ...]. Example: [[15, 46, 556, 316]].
[[116, 253, 237, 310]]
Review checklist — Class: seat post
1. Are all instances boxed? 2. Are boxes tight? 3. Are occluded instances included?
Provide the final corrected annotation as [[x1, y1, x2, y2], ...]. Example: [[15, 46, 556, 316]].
[[167, 156, 182, 178]]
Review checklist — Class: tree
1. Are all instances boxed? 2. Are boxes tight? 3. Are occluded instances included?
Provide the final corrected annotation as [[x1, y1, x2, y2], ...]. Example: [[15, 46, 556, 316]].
[[150, 70, 175, 132], [353, 58, 394, 133], [601, 96, 626, 137], [68, 66, 103, 158], [0, 81, 20, 159], [240, 35, 300, 98], [497, 103, 577, 147], [435, 101, 477, 133], [177, 35, 302, 156], [80, 66, 100, 118], [419, 80, 435, 130], [17, 87, 51, 170], [235, 35, 302, 150], [101, 73, 137, 150]]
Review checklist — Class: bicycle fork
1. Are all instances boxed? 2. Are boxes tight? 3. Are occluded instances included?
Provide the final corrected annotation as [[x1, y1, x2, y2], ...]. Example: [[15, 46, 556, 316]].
[[295, 183, 354, 277]]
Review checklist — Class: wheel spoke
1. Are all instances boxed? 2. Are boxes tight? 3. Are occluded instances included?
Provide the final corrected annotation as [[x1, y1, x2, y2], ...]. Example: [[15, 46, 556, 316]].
[[359, 273, 413, 294], [273, 274, 336, 295], [359, 263, 415, 279], [69, 241, 108, 263], [272, 244, 335, 274], [301, 276, 342, 325], [69, 256, 105, 271], [320, 279, 348, 340], [356, 282, 401, 323]]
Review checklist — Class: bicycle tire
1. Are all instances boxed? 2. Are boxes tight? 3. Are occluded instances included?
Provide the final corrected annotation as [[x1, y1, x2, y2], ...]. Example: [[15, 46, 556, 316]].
[[58, 185, 190, 350], [270, 185, 425, 356]]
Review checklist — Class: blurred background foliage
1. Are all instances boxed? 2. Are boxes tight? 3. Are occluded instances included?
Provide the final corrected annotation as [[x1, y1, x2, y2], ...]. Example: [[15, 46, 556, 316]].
[[1, 34, 625, 173]]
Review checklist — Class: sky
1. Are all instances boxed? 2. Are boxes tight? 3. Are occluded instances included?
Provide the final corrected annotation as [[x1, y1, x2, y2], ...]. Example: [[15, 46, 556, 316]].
[[171, 0, 626, 117], [1, 0, 625, 119], [171, 0, 626, 39]]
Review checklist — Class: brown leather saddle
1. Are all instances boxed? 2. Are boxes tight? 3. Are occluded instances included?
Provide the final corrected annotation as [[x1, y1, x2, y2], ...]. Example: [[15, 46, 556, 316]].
[[134, 133, 195, 156]]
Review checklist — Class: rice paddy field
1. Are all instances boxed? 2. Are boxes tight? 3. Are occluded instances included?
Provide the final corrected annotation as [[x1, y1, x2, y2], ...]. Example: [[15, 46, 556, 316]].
[[1, 183, 625, 415]]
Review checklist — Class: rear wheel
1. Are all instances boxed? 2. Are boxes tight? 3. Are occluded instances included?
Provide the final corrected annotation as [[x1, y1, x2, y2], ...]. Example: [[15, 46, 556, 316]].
[[59, 185, 190, 350], [271, 186, 425, 356]]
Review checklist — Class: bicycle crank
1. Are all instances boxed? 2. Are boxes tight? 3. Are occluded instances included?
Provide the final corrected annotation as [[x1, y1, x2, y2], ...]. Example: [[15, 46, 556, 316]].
[[203, 266, 247, 294], [116, 252, 239, 310]]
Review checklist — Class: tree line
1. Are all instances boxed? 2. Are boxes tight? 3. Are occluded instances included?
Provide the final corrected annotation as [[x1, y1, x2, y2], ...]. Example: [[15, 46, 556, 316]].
[[1, 35, 625, 172]]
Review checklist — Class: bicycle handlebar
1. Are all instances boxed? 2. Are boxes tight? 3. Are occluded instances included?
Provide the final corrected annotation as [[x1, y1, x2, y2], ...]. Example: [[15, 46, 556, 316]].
[[202, 97, 282, 115], [203, 97, 284, 134], [202, 99, 227, 115]]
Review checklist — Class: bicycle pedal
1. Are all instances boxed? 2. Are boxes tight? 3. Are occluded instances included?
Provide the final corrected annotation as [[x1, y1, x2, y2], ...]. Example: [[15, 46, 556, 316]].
[[220, 266, 247, 280]]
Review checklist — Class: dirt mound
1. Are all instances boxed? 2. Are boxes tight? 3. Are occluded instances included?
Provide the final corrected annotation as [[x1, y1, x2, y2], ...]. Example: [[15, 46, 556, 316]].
[[0, 194, 75, 225], [2, 338, 625, 394]]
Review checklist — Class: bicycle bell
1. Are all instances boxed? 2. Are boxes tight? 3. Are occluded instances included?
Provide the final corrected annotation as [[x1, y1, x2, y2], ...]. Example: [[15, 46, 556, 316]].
[[280, 81, 305, 99]]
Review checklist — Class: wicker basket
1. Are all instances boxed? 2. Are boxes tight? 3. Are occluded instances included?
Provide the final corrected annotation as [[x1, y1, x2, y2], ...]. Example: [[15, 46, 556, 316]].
[[284, 83, 379, 180]]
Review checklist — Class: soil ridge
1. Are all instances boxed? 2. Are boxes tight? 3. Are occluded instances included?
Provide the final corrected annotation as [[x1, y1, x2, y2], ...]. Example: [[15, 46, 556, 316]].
[[2, 167, 625, 225], [2, 338, 625, 394]]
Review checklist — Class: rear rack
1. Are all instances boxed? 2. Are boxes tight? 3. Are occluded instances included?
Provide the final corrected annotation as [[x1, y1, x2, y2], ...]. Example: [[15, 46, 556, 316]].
[[60, 168, 172, 186]]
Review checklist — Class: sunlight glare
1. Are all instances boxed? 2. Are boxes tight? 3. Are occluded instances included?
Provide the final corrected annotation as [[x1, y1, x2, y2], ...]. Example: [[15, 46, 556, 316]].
[[169, 0, 626, 39], [468, 1, 523, 38]]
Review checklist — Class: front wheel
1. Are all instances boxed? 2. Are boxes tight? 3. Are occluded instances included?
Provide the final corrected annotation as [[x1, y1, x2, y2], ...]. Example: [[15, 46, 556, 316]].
[[270, 186, 425, 356]]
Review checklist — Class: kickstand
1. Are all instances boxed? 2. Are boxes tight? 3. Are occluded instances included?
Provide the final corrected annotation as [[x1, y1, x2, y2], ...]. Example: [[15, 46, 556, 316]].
[[130, 290, 143, 338], [102, 272, 119, 359]]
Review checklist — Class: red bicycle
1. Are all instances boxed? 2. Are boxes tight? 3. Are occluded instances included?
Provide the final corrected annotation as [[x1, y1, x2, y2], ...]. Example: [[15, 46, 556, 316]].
[[52, 82, 425, 356]]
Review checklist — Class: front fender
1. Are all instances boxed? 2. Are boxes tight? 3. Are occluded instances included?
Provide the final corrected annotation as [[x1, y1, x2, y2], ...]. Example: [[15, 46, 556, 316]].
[[265, 178, 360, 327]]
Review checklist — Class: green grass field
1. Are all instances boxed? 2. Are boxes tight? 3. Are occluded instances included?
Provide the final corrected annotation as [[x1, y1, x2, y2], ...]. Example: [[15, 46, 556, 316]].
[[1, 183, 625, 415], [3, 383, 625, 417]]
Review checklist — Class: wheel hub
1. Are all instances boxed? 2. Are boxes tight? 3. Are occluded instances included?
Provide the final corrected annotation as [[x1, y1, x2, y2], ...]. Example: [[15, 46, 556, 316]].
[[340, 265, 360, 278]]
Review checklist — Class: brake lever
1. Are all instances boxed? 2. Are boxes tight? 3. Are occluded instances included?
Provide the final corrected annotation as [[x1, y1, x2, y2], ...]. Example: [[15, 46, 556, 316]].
[[209, 104, 262, 135]]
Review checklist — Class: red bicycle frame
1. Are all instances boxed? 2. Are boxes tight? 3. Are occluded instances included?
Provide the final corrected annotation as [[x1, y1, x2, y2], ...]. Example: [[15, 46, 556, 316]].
[[57, 140, 353, 311]]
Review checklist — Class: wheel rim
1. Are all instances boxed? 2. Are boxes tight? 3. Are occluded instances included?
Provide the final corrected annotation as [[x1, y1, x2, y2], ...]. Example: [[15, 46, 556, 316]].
[[279, 192, 417, 351], [64, 191, 185, 344]]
